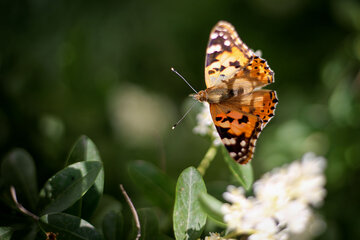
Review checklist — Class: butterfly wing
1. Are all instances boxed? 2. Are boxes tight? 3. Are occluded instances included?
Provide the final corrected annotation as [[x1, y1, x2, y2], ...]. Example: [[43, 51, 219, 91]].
[[205, 21, 253, 88], [209, 90, 278, 164], [205, 21, 275, 92], [210, 104, 262, 164], [232, 90, 278, 127], [234, 55, 275, 89], [204, 21, 278, 164]]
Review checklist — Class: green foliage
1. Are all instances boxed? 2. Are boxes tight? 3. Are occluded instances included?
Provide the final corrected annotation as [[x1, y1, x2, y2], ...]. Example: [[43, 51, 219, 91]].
[[128, 160, 175, 211], [91, 195, 122, 230], [39, 161, 102, 215], [65, 135, 104, 220], [0, 135, 316, 239], [39, 213, 102, 240], [0, 136, 176, 239], [137, 208, 160, 240], [198, 193, 226, 227], [0, 227, 13, 240], [221, 146, 253, 191], [102, 210, 124, 240], [173, 167, 207, 240], [1, 149, 38, 211], [0, 137, 107, 240], [1, 0, 360, 238]]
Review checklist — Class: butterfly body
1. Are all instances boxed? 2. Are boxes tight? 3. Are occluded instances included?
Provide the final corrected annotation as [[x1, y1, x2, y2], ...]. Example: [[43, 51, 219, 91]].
[[196, 21, 278, 164], [193, 86, 236, 104]]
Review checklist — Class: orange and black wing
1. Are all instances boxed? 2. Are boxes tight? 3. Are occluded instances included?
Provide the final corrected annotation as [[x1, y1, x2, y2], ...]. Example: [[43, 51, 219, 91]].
[[205, 21, 275, 94], [205, 21, 253, 88], [210, 104, 262, 164], [233, 90, 278, 127], [209, 90, 278, 164]]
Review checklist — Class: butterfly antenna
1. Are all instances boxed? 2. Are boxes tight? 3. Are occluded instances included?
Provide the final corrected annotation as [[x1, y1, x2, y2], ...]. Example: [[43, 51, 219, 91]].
[[172, 101, 198, 129], [171, 67, 198, 94]]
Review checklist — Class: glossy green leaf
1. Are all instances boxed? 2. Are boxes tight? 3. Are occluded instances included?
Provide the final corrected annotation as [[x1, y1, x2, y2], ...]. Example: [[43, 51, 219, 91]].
[[65, 135, 104, 220], [221, 146, 253, 191], [66, 135, 101, 165], [138, 208, 159, 240], [173, 167, 207, 240], [0, 227, 13, 240], [102, 211, 124, 240], [39, 161, 102, 215], [1, 149, 38, 210], [128, 160, 175, 211], [198, 192, 226, 227], [39, 213, 101, 240]]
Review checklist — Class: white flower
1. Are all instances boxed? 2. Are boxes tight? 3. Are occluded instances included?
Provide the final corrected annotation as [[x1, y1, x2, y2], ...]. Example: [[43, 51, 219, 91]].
[[249, 217, 288, 240], [221, 153, 327, 240], [290, 214, 326, 240], [221, 186, 255, 233], [193, 102, 221, 146], [292, 153, 327, 206], [254, 152, 326, 208], [276, 201, 311, 234]]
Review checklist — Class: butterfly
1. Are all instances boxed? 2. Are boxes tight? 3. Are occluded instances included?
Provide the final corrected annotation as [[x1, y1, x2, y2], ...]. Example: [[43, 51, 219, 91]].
[[193, 21, 278, 164]]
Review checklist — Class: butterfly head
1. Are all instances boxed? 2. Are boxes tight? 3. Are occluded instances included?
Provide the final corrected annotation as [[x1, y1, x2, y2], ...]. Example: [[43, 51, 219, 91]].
[[192, 90, 207, 102]]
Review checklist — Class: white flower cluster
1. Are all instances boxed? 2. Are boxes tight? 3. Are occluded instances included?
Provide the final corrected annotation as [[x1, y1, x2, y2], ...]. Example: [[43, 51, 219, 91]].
[[221, 153, 327, 240], [193, 102, 222, 146]]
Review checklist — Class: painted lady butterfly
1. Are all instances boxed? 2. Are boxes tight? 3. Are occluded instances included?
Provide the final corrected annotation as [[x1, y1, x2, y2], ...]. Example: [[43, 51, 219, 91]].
[[193, 21, 278, 164]]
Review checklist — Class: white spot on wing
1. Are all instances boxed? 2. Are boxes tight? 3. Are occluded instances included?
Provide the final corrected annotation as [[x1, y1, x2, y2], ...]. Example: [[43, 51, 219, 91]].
[[222, 138, 230, 145], [224, 40, 230, 46], [207, 44, 222, 54], [211, 33, 218, 39], [239, 154, 247, 159], [222, 138, 236, 145]]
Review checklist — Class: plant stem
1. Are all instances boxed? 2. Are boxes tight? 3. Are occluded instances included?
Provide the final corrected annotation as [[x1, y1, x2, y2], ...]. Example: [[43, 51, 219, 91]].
[[120, 184, 141, 240], [197, 143, 217, 176], [10, 186, 39, 221]]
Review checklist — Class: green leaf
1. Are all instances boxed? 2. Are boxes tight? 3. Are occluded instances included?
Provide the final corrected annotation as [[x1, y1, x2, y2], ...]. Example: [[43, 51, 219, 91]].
[[91, 195, 122, 229], [39, 213, 101, 240], [128, 160, 175, 211], [65, 135, 104, 220], [138, 208, 159, 240], [198, 192, 226, 227], [1, 149, 38, 210], [65, 201, 82, 217], [102, 211, 124, 240], [221, 146, 253, 190], [39, 161, 102, 215], [173, 167, 207, 240], [0, 227, 13, 240], [65, 135, 101, 165]]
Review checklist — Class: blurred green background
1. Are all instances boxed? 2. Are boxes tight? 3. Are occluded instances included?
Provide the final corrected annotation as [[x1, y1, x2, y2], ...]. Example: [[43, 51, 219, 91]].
[[1, 0, 360, 239]]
